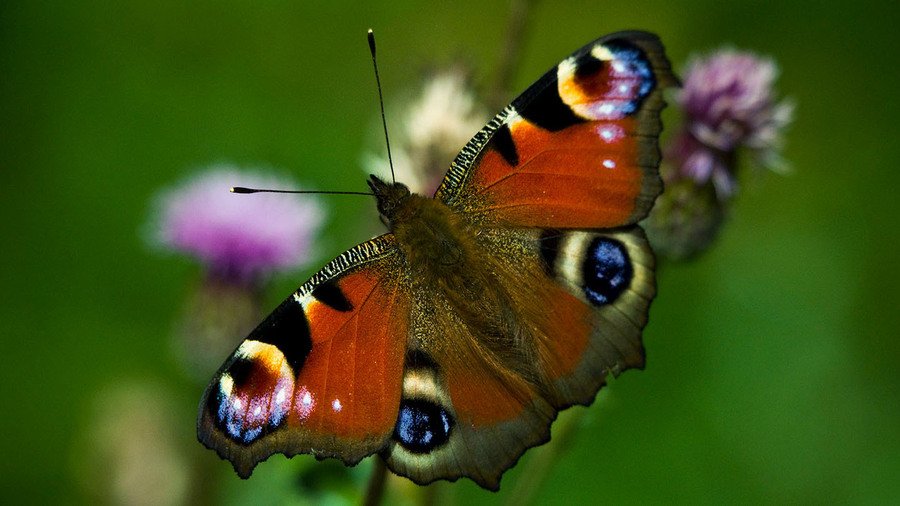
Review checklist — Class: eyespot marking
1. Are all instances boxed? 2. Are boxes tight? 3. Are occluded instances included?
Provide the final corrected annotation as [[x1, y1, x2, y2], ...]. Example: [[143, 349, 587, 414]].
[[207, 354, 293, 445], [582, 237, 632, 306], [393, 399, 454, 454], [558, 39, 657, 121], [594, 39, 655, 116]]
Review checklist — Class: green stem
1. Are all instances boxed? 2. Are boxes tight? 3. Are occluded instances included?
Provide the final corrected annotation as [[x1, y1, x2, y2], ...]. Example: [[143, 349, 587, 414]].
[[504, 407, 586, 506], [488, 0, 538, 110], [363, 458, 388, 506]]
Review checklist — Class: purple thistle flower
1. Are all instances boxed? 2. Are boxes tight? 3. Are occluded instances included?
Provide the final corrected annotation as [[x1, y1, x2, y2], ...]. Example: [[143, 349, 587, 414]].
[[645, 48, 793, 260], [152, 165, 325, 282], [150, 165, 326, 380], [672, 50, 793, 197]]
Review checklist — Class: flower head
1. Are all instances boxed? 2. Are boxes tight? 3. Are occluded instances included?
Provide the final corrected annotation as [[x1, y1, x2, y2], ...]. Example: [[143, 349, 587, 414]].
[[367, 67, 489, 195], [646, 48, 793, 260], [672, 50, 793, 196], [152, 165, 325, 282], [150, 165, 326, 379]]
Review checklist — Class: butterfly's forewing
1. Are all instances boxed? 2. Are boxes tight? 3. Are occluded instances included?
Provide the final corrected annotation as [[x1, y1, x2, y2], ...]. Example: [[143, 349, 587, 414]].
[[436, 31, 677, 229], [198, 236, 409, 478]]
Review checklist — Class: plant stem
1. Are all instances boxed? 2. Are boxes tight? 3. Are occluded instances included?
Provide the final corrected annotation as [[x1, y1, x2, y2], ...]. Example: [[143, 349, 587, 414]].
[[488, 0, 537, 110], [363, 458, 388, 506], [504, 407, 586, 506]]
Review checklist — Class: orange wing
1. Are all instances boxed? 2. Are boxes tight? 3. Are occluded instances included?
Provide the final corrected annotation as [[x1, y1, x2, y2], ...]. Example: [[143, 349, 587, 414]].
[[197, 235, 410, 477], [436, 31, 677, 229]]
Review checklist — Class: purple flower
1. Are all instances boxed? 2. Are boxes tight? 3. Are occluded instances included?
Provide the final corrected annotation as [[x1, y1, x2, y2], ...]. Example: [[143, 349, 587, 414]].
[[152, 165, 325, 282], [645, 48, 793, 260], [671, 50, 793, 197]]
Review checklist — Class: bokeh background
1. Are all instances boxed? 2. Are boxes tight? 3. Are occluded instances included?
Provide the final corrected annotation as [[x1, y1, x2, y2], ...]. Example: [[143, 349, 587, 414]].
[[2, 1, 898, 504]]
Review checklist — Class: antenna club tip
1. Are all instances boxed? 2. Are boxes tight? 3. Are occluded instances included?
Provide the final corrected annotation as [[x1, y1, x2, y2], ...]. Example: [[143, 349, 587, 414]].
[[367, 29, 376, 54]]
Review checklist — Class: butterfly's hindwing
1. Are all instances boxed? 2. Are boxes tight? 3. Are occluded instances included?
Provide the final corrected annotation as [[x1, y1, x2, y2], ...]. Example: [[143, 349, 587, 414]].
[[536, 227, 654, 405], [384, 327, 557, 491]]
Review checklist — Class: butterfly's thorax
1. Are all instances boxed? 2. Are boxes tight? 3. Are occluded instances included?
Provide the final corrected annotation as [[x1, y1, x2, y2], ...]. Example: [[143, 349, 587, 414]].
[[370, 175, 544, 393], [390, 194, 474, 279], [379, 183, 476, 290], [369, 176, 502, 314]]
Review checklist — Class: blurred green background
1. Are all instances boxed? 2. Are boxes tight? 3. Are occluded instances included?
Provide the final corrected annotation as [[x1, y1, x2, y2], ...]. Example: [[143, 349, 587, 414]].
[[2, 0, 899, 504]]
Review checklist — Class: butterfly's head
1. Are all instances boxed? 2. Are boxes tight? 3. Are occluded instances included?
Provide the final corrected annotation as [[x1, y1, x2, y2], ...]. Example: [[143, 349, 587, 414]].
[[368, 174, 412, 228]]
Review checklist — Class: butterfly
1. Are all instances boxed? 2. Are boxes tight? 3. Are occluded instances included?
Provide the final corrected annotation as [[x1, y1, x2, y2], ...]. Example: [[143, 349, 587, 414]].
[[198, 31, 676, 490]]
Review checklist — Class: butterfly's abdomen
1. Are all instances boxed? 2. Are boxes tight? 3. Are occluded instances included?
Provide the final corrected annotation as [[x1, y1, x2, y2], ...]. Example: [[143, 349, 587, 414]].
[[391, 194, 536, 363]]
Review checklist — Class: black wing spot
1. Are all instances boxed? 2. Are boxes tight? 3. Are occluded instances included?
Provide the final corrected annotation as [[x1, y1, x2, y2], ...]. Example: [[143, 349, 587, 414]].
[[574, 53, 603, 79], [250, 298, 313, 372], [490, 123, 519, 167], [393, 399, 454, 454], [513, 71, 584, 132], [312, 280, 353, 312], [405, 348, 439, 372], [582, 237, 632, 306]]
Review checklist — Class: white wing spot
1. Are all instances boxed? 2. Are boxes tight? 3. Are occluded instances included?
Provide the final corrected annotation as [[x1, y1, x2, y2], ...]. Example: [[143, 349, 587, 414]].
[[599, 127, 616, 142], [592, 45, 615, 61], [220, 374, 235, 397]]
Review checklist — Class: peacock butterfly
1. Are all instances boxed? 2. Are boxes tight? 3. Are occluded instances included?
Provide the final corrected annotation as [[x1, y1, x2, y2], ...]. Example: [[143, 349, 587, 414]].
[[198, 31, 677, 490]]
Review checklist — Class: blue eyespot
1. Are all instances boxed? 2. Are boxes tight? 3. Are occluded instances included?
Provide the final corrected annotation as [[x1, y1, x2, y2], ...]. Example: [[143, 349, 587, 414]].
[[208, 357, 289, 445], [582, 237, 632, 306], [394, 399, 453, 453], [603, 41, 655, 116], [622, 53, 653, 105]]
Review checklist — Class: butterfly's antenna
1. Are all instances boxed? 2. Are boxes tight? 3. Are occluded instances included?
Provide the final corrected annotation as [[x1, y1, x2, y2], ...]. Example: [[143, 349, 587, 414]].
[[368, 29, 396, 184], [231, 187, 373, 196]]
